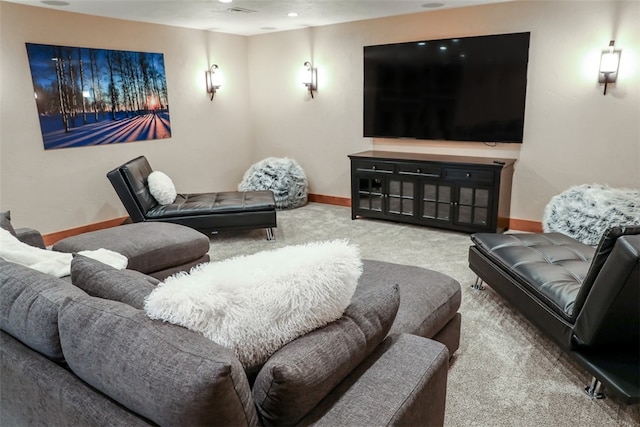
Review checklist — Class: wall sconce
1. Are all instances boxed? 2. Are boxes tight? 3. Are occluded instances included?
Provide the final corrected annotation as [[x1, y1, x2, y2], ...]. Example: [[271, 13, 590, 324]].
[[598, 40, 621, 95], [205, 64, 222, 100], [300, 61, 317, 98]]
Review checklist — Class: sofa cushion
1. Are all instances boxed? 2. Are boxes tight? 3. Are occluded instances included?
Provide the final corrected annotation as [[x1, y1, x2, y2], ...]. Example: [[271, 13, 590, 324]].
[[146, 191, 276, 218], [470, 232, 594, 320], [147, 170, 177, 205], [58, 296, 259, 426], [355, 259, 461, 341], [252, 284, 400, 426], [0, 260, 87, 361], [52, 222, 210, 275], [145, 240, 362, 369], [0, 210, 17, 237], [13, 227, 46, 249], [70, 255, 158, 309]]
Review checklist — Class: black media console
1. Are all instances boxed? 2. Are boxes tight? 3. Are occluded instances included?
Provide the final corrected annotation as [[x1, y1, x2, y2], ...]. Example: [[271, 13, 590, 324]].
[[349, 151, 516, 233]]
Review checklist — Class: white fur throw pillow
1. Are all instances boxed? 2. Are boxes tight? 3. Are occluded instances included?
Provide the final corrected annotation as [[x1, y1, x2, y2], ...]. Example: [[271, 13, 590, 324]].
[[144, 240, 362, 369], [147, 171, 176, 205]]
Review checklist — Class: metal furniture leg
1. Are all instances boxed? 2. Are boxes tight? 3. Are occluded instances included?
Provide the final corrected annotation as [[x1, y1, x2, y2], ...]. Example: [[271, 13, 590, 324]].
[[266, 227, 275, 241], [584, 377, 606, 400]]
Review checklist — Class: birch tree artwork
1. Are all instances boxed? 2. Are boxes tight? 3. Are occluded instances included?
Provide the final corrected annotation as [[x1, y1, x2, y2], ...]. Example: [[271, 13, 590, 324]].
[[26, 43, 171, 150]]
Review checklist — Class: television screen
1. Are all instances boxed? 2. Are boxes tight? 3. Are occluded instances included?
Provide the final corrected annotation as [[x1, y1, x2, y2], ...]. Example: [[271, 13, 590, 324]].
[[363, 32, 530, 143]]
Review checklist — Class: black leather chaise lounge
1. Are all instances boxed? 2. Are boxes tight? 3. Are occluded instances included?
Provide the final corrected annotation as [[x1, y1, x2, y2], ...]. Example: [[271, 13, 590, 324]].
[[107, 156, 277, 240], [468, 226, 640, 404]]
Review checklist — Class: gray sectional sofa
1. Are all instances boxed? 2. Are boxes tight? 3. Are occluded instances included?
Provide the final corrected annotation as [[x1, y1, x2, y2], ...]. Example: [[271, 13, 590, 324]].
[[1, 215, 461, 426]]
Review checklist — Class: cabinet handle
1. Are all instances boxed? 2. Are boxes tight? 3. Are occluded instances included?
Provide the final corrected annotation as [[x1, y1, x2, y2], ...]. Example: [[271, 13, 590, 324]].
[[417, 168, 421, 173], [372, 165, 377, 171], [466, 173, 471, 178]]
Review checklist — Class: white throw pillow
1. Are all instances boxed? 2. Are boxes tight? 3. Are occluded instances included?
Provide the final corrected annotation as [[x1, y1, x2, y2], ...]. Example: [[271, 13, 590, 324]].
[[147, 171, 176, 205], [144, 239, 362, 368]]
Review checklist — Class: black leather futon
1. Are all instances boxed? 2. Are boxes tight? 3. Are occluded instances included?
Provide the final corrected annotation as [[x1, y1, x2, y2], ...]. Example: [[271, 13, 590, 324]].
[[107, 156, 277, 239], [468, 226, 640, 404]]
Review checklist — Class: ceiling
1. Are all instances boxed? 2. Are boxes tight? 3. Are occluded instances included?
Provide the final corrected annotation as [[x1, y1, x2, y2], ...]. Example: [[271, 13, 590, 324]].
[[6, 0, 510, 36]]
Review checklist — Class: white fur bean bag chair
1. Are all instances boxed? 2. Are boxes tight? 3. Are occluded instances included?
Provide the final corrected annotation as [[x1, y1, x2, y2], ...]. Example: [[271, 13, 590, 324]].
[[542, 184, 640, 246], [239, 157, 308, 209]]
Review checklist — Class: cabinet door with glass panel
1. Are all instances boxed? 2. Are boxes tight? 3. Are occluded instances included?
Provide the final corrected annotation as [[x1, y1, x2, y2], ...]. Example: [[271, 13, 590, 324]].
[[444, 167, 495, 231], [352, 160, 394, 219], [355, 173, 387, 218], [419, 180, 455, 226], [419, 180, 493, 231], [386, 177, 416, 218], [356, 174, 417, 219], [454, 185, 492, 229]]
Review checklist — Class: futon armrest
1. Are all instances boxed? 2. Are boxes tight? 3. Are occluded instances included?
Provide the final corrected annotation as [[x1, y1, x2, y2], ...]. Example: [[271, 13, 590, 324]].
[[299, 334, 449, 426], [15, 227, 46, 249]]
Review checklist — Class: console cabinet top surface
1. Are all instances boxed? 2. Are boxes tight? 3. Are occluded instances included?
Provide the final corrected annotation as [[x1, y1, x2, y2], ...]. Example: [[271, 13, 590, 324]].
[[349, 150, 516, 168]]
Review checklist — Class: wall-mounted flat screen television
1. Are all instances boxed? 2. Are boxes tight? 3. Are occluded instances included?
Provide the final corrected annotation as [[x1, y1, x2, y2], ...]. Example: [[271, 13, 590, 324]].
[[363, 32, 530, 143]]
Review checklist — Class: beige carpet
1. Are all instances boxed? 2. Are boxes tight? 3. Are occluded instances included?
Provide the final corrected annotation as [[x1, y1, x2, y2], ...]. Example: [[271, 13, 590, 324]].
[[208, 202, 640, 426]]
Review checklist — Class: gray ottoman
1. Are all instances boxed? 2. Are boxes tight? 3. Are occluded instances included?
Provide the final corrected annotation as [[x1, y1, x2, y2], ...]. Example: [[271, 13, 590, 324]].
[[356, 260, 462, 357], [52, 222, 210, 280]]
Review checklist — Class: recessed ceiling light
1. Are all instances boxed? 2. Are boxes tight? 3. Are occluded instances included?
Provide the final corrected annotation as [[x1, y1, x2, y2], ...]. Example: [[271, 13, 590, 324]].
[[288, 12, 298, 18], [422, 2, 444, 8], [41, 1, 70, 6], [219, 0, 233, 3]]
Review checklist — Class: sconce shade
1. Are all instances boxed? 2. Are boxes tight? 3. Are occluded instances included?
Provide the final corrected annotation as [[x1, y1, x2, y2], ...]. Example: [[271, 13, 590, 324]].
[[205, 64, 222, 100], [300, 61, 317, 98], [598, 40, 621, 95], [599, 51, 620, 75]]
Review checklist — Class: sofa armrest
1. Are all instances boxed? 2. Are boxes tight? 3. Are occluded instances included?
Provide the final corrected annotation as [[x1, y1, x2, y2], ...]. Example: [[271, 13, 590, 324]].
[[298, 333, 449, 427], [15, 227, 46, 249]]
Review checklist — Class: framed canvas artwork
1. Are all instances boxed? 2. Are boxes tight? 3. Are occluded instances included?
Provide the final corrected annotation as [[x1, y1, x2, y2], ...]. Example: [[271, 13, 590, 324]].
[[26, 43, 171, 150]]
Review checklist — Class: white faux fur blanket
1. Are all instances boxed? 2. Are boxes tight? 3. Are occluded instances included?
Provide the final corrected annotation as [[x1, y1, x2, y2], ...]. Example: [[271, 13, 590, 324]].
[[0, 228, 127, 277], [144, 239, 362, 368]]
